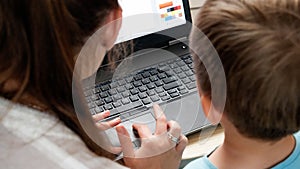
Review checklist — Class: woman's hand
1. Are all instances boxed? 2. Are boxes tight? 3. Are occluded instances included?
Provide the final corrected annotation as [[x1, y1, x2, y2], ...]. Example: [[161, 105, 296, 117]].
[[92, 111, 122, 154], [116, 104, 188, 169], [92, 110, 121, 130]]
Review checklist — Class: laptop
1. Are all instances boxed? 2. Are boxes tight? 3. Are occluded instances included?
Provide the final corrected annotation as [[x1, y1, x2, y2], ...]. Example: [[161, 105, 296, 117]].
[[82, 0, 211, 147]]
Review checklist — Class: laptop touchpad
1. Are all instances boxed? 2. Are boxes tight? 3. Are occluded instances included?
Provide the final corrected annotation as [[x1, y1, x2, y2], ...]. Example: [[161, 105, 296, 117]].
[[105, 112, 156, 147]]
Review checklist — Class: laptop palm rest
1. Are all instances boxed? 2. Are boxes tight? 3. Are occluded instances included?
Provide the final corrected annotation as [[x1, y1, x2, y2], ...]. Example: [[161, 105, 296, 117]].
[[105, 92, 209, 147]]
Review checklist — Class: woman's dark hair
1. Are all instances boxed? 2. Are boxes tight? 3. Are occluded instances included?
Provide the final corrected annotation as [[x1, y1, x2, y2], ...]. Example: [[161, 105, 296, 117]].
[[0, 0, 120, 159], [193, 0, 300, 140]]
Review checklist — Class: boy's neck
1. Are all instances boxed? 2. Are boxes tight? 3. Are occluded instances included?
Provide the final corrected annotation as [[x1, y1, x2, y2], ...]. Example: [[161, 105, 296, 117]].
[[209, 117, 296, 169]]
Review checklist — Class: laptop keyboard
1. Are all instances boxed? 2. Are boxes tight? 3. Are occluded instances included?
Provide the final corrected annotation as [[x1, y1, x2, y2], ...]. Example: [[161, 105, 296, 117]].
[[84, 55, 197, 121]]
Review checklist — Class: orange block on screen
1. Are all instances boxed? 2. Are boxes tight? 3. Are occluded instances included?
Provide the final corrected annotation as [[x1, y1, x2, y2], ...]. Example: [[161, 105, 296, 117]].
[[159, 1, 173, 9]]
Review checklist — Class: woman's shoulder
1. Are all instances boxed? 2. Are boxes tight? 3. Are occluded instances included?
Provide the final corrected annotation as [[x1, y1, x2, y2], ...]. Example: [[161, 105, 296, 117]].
[[0, 97, 128, 169]]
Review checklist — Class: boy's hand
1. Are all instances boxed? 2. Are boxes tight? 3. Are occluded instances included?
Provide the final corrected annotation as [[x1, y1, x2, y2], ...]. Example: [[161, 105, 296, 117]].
[[116, 104, 188, 169]]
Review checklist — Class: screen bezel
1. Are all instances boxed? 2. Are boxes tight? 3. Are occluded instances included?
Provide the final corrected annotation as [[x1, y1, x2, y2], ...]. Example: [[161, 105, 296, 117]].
[[119, 0, 192, 51]]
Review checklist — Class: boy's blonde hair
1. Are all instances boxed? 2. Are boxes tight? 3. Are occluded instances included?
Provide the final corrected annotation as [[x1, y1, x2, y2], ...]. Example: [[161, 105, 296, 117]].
[[192, 0, 300, 140]]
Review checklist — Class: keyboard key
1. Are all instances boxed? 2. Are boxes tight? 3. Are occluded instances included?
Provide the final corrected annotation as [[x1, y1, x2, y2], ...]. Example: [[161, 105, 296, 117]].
[[178, 72, 186, 79], [95, 100, 105, 106], [155, 87, 164, 93], [138, 86, 147, 92], [93, 88, 101, 94], [126, 76, 134, 83], [113, 101, 122, 108], [190, 76, 196, 82], [99, 92, 108, 98], [161, 66, 170, 71], [170, 92, 180, 98], [186, 83, 197, 90], [134, 74, 143, 81], [158, 73, 167, 79], [167, 60, 175, 64], [103, 104, 113, 110], [117, 86, 126, 93], [121, 91, 131, 98], [121, 98, 130, 105], [108, 89, 117, 95], [182, 78, 191, 84], [84, 90, 92, 97], [150, 69, 159, 75], [138, 93, 148, 99], [130, 88, 139, 95], [125, 84, 134, 90], [88, 103, 96, 109], [118, 80, 126, 86], [158, 92, 167, 97], [178, 86, 186, 91], [100, 85, 110, 92], [161, 95, 171, 101], [146, 83, 156, 89], [155, 81, 164, 87], [133, 81, 142, 87], [163, 77, 176, 84], [182, 65, 190, 71], [142, 72, 151, 78], [177, 61, 186, 67], [117, 101, 143, 113], [85, 97, 91, 103], [165, 71, 173, 77], [179, 89, 189, 95], [142, 98, 151, 105], [185, 70, 194, 77], [163, 82, 180, 90], [142, 78, 150, 85], [150, 95, 160, 102], [184, 58, 193, 64], [95, 107, 104, 113], [130, 95, 139, 102], [167, 89, 177, 94], [90, 109, 96, 115], [170, 63, 178, 69], [174, 68, 182, 74], [147, 90, 156, 96], [182, 55, 190, 60], [110, 82, 118, 89], [91, 95, 100, 101], [113, 94, 122, 101], [149, 76, 158, 82], [105, 97, 113, 104]]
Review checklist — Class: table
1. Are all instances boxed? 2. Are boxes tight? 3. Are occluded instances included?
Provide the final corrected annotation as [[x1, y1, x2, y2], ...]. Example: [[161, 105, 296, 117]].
[[182, 125, 224, 159]]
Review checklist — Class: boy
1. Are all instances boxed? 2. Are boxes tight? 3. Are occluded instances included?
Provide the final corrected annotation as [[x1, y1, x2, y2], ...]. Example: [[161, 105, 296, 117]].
[[185, 0, 300, 168]]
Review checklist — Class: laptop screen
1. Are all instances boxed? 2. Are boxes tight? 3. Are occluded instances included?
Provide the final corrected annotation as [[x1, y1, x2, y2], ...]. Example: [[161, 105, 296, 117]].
[[116, 0, 189, 44]]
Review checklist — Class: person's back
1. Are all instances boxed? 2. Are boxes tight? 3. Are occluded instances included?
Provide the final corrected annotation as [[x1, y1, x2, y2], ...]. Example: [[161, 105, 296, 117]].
[[185, 0, 300, 168]]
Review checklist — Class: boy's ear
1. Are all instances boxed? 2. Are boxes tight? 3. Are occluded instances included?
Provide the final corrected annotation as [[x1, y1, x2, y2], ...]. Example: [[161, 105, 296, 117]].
[[101, 7, 122, 49], [200, 94, 222, 125]]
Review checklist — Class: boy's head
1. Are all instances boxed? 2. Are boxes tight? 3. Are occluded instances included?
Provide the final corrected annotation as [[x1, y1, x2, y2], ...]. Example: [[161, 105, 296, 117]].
[[191, 0, 300, 140]]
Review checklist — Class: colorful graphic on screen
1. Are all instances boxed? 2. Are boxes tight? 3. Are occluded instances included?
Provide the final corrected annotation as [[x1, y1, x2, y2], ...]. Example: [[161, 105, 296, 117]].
[[159, 1, 184, 22]]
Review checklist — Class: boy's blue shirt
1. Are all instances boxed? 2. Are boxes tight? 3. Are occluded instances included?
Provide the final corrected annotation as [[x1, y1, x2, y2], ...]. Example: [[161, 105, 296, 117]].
[[184, 131, 300, 169]]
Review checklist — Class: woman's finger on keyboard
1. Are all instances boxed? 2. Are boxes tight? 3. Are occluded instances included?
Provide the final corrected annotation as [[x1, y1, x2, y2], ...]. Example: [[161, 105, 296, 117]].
[[132, 124, 152, 138], [116, 125, 135, 158], [96, 117, 121, 130], [153, 104, 168, 135], [92, 110, 110, 122]]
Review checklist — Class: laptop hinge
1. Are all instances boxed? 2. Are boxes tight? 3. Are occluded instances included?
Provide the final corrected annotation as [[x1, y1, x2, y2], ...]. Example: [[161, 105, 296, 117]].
[[168, 37, 188, 46]]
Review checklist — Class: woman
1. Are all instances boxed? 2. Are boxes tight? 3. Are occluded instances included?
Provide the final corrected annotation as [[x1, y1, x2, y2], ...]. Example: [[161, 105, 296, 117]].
[[0, 0, 187, 168]]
